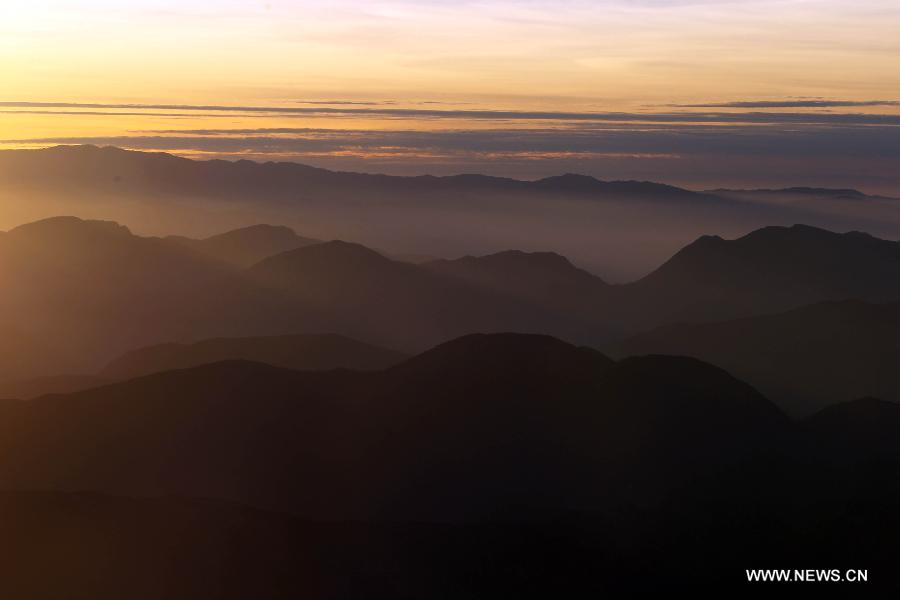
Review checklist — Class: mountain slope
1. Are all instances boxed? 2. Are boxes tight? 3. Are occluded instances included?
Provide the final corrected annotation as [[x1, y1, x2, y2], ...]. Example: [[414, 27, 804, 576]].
[[803, 397, 900, 461], [168, 224, 320, 267], [618, 300, 900, 415], [425, 250, 613, 323], [0, 217, 237, 379], [0, 334, 788, 521], [621, 224, 900, 325], [101, 334, 407, 380], [14, 144, 900, 281], [246, 242, 612, 350]]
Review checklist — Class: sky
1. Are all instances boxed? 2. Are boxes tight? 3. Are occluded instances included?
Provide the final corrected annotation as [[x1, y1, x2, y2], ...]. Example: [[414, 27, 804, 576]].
[[1, 0, 899, 192]]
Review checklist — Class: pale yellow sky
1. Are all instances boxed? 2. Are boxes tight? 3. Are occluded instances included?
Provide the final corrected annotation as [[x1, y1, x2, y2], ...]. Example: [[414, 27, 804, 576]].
[[2, 0, 899, 107]]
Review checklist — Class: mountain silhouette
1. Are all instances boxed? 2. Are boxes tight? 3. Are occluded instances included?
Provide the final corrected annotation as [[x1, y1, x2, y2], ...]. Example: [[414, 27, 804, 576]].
[[0, 333, 898, 594], [803, 397, 900, 461], [101, 334, 407, 380], [1, 335, 898, 595], [621, 224, 900, 325], [425, 251, 614, 325], [619, 300, 900, 415], [712, 186, 891, 201], [169, 224, 319, 267], [0, 216, 237, 379], [0, 333, 788, 521], [9, 145, 900, 281], [0, 145, 715, 201], [0, 218, 615, 379], [7, 216, 900, 382], [0, 374, 112, 401], [245, 242, 610, 350], [0, 334, 406, 399]]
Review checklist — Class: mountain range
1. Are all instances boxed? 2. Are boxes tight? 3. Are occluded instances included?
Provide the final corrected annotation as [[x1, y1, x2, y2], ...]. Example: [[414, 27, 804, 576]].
[[4, 145, 900, 281], [0, 334, 789, 520], [5, 215, 900, 418], [620, 300, 900, 416], [0, 334, 897, 595], [0, 334, 408, 400]]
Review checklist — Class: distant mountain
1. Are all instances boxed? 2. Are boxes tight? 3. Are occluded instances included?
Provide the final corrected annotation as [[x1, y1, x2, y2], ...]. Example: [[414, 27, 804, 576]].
[[168, 224, 319, 267], [621, 224, 900, 326], [619, 300, 900, 415], [0, 217, 618, 380], [0, 145, 715, 202], [10, 145, 900, 281], [425, 250, 612, 322], [533, 173, 721, 201], [245, 241, 611, 350], [712, 186, 896, 202], [0, 333, 788, 521], [101, 334, 407, 381], [0, 334, 406, 399], [7, 216, 900, 382], [0, 216, 236, 379]]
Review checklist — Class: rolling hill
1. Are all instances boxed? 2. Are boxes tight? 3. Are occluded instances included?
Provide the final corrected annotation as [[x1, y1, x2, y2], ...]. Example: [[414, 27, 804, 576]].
[[618, 300, 900, 415], [0, 334, 789, 521]]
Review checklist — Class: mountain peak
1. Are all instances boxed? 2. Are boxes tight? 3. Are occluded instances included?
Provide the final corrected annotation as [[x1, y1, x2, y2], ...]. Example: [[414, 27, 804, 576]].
[[249, 240, 395, 276], [452, 249, 581, 271], [537, 173, 602, 186], [8, 216, 133, 239], [392, 333, 614, 381], [779, 186, 869, 198], [205, 224, 299, 243]]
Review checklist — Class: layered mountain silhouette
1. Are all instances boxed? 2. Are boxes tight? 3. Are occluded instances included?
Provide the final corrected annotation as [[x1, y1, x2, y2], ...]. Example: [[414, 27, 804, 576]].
[[2, 146, 899, 595], [101, 333, 407, 380], [0, 216, 235, 379], [5, 216, 900, 392], [0, 145, 717, 202], [0, 374, 112, 402], [0, 334, 407, 399], [619, 300, 900, 415], [1, 335, 898, 595], [620, 224, 900, 326], [425, 250, 612, 322], [6, 145, 900, 280], [0, 217, 603, 379], [0, 334, 789, 520], [168, 224, 319, 268]]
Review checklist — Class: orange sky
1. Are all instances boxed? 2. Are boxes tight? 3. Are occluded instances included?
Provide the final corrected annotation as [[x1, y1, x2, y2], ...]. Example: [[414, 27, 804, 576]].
[[1, 1, 899, 191]]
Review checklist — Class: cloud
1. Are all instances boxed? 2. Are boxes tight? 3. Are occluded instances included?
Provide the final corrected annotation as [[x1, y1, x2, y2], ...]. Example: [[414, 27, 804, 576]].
[[3, 101, 900, 126], [5, 126, 900, 195], [7, 121, 899, 159], [675, 99, 900, 108]]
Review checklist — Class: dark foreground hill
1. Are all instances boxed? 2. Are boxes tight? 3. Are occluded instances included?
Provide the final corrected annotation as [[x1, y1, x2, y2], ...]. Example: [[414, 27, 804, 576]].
[[2, 488, 897, 598], [0, 334, 789, 520], [0, 334, 409, 400], [0, 336, 898, 595], [100, 333, 408, 380], [619, 300, 900, 416]]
